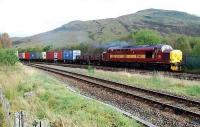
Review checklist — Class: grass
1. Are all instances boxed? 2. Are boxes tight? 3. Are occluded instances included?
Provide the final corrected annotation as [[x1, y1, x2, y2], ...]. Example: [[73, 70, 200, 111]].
[[0, 63, 141, 127], [0, 104, 6, 127], [51, 65, 200, 99]]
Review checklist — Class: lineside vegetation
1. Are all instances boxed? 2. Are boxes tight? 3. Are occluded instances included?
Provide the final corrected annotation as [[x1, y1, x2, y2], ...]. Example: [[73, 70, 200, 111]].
[[0, 64, 141, 127], [60, 66, 200, 99], [0, 33, 18, 65], [0, 49, 18, 65]]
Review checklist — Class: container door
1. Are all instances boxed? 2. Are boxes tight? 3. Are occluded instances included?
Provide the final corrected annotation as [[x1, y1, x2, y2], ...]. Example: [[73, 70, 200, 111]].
[[22, 53, 25, 59], [54, 52, 58, 59], [69, 50, 73, 60], [42, 52, 46, 59]]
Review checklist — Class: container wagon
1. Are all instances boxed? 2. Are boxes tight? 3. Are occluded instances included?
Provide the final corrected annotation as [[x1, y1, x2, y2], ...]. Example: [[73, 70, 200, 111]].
[[54, 51, 63, 62], [46, 51, 54, 62], [25, 52, 30, 61]]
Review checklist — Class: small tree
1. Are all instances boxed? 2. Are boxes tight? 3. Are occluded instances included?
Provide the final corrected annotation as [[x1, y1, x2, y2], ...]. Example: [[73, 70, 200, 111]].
[[0, 49, 19, 65], [33, 45, 44, 52], [190, 43, 200, 56], [175, 36, 192, 54], [162, 33, 179, 47], [189, 37, 200, 48], [43, 45, 53, 51], [133, 29, 162, 45], [0, 33, 12, 48]]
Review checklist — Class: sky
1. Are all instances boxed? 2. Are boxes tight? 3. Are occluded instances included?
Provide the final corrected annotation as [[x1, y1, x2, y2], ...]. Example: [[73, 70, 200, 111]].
[[0, 0, 199, 37]]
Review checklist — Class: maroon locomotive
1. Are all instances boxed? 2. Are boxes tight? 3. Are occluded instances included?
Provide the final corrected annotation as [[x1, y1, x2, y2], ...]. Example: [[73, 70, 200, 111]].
[[101, 44, 182, 71]]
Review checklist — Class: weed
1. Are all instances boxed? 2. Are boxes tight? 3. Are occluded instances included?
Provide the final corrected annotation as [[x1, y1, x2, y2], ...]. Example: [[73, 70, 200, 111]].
[[186, 85, 200, 96], [37, 109, 46, 119]]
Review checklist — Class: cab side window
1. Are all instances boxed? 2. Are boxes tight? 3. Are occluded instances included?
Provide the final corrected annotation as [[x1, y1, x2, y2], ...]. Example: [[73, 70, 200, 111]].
[[146, 51, 153, 58]]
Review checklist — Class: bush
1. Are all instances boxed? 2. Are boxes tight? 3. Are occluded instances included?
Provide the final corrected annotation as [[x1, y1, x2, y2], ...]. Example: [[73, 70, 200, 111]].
[[190, 43, 200, 56], [0, 49, 18, 65], [133, 29, 162, 45], [174, 36, 192, 54]]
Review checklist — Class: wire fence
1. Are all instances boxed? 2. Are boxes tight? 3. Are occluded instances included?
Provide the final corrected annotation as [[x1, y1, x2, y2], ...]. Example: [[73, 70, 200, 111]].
[[0, 88, 11, 127]]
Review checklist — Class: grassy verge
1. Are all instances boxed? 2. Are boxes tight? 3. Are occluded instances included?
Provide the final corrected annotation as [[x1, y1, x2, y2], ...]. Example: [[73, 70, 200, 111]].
[[0, 104, 6, 127], [0, 64, 141, 127], [53, 65, 200, 99]]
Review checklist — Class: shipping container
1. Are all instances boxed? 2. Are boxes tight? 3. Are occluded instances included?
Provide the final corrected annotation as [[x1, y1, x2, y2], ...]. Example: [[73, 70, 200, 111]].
[[46, 51, 54, 60], [63, 50, 81, 61], [30, 52, 37, 60], [73, 50, 81, 60], [18, 53, 23, 60], [54, 51, 63, 60], [22, 53, 25, 59], [63, 50, 73, 60], [35, 52, 43, 60], [42, 52, 46, 60], [25, 52, 30, 60]]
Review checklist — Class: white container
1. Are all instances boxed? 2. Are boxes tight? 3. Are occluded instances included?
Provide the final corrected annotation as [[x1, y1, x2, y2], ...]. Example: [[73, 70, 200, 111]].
[[22, 53, 25, 59], [42, 52, 46, 59], [54, 52, 58, 59], [73, 50, 81, 60]]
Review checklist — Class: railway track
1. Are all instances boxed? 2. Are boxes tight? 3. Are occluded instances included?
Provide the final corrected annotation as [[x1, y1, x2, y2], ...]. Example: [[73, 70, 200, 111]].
[[28, 63, 200, 126], [23, 61, 200, 81]]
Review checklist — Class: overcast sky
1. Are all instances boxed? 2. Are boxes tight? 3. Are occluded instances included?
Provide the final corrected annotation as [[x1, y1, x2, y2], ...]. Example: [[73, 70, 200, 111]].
[[0, 0, 199, 37]]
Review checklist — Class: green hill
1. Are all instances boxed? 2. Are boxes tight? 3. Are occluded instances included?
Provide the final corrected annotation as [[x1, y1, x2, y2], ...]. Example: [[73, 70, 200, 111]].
[[13, 9, 200, 48]]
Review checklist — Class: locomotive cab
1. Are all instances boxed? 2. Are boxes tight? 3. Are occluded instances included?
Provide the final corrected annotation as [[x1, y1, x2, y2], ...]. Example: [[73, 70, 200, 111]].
[[169, 50, 182, 71]]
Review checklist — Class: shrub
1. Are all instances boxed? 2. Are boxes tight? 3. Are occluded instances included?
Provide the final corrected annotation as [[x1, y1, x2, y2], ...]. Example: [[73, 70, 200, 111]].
[[37, 109, 46, 119], [133, 29, 162, 45], [174, 36, 192, 54], [0, 49, 18, 65], [190, 43, 200, 56]]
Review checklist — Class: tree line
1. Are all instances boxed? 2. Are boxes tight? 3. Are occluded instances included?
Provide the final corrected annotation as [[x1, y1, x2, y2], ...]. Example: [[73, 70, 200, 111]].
[[18, 29, 200, 56], [129, 29, 200, 56], [18, 43, 104, 55]]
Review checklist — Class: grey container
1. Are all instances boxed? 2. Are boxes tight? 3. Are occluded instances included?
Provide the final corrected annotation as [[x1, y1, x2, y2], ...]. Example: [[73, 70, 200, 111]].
[[35, 52, 43, 60]]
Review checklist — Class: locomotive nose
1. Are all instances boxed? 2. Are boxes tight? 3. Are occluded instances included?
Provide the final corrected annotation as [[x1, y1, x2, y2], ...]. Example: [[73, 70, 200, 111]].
[[170, 50, 182, 63], [170, 50, 182, 71]]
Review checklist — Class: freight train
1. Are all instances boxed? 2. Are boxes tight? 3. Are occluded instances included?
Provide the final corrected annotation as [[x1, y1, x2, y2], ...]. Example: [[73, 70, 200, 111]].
[[18, 44, 183, 71]]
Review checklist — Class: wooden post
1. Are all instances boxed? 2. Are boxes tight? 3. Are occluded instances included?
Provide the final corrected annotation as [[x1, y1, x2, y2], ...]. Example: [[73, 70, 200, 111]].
[[21, 111, 24, 127]]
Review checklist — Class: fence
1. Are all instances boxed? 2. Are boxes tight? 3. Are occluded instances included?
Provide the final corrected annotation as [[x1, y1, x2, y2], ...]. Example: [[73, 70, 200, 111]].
[[184, 55, 200, 69], [0, 88, 49, 127], [0, 88, 11, 127]]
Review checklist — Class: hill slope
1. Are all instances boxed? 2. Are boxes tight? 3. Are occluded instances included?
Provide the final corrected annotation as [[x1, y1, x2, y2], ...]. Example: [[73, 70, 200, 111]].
[[13, 9, 200, 48]]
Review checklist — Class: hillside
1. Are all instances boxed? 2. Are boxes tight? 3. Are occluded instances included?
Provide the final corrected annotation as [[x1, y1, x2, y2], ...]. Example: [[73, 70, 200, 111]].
[[13, 9, 200, 48]]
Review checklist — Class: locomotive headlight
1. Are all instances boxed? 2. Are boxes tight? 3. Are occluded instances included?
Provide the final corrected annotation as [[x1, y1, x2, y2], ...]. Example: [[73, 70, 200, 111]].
[[170, 50, 182, 63]]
